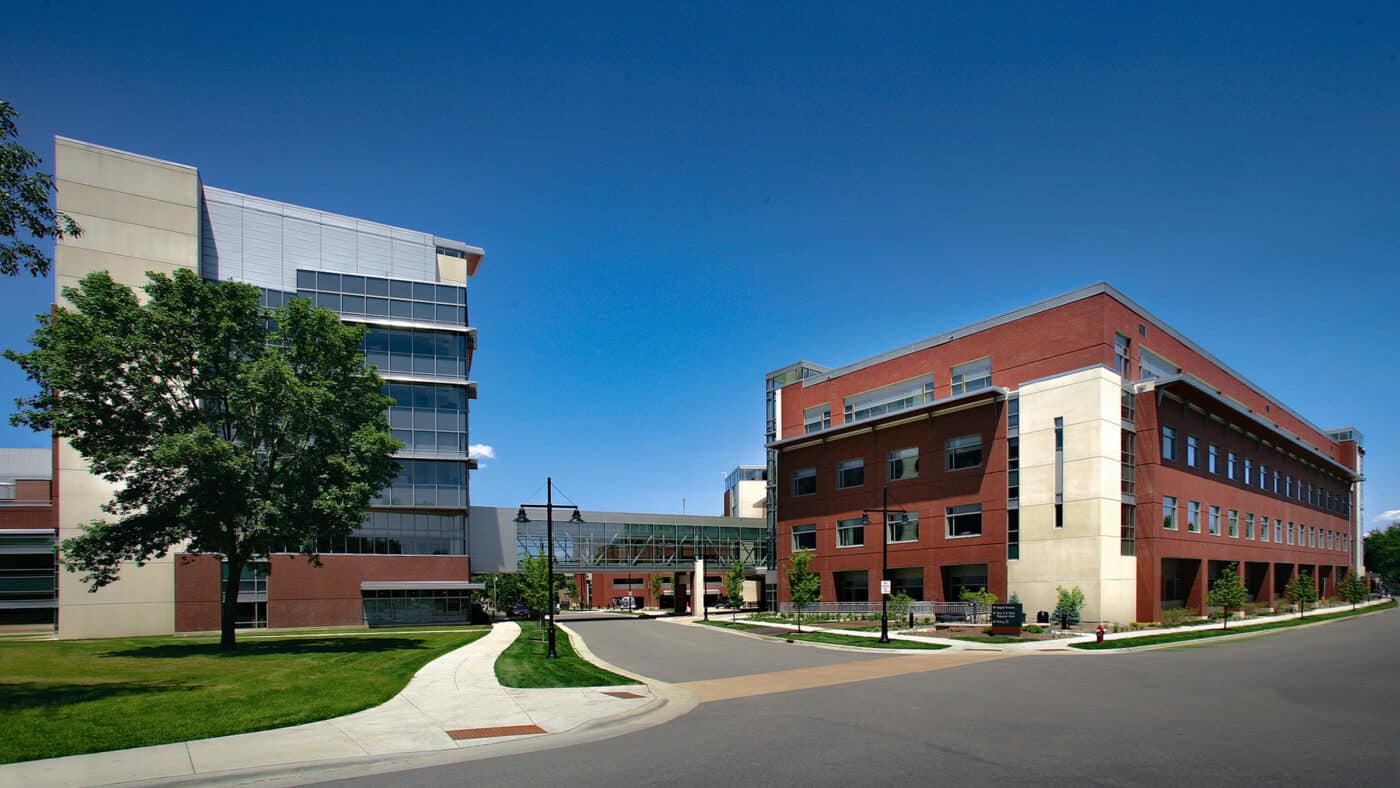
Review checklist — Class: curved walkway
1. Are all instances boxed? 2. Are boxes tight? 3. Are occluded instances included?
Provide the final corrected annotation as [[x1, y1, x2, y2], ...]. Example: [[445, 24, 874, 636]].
[[0, 622, 669, 787]]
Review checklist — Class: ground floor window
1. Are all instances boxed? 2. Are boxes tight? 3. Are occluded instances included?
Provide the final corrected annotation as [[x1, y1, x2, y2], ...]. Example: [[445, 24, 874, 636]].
[[221, 561, 269, 629], [832, 570, 868, 602], [362, 588, 472, 627], [888, 567, 924, 600], [941, 564, 988, 601]]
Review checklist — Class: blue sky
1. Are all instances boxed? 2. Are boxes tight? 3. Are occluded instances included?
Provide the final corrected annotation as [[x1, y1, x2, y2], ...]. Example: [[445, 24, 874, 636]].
[[3, 2, 1397, 525]]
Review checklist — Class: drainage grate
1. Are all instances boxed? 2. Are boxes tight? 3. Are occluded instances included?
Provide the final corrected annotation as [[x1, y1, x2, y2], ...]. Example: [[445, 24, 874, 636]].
[[446, 724, 547, 740]]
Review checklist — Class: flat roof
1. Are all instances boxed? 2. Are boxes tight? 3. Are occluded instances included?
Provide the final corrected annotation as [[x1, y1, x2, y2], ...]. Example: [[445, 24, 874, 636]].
[[768, 281, 1343, 447]]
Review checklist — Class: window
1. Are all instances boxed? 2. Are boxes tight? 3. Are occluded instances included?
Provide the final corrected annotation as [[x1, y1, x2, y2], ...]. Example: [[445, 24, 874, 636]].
[[1114, 333, 1132, 376], [1208, 505, 1220, 536], [1227, 509, 1238, 538], [373, 459, 467, 509], [844, 376, 934, 423], [1244, 458, 1253, 485], [803, 405, 831, 434], [1008, 509, 1020, 560], [1007, 437, 1020, 500], [1272, 470, 1280, 495], [950, 358, 992, 394], [1121, 503, 1135, 556], [1139, 349, 1179, 380], [837, 458, 865, 490], [946, 504, 983, 538], [384, 382, 469, 458], [1007, 396, 1019, 431], [792, 468, 816, 496], [1120, 430, 1135, 496], [1287, 522, 1295, 545], [1273, 519, 1282, 543], [887, 447, 919, 481], [1227, 452, 1238, 480], [945, 434, 983, 471], [1187, 501, 1201, 533], [836, 518, 864, 548], [1162, 426, 1177, 461], [1285, 475, 1293, 498], [791, 524, 816, 551], [1258, 463, 1267, 491], [1245, 513, 1254, 540], [1186, 436, 1199, 468], [887, 511, 919, 543], [1309, 526, 1315, 548], [1208, 444, 1219, 474], [1163, 496, 1178, 530]]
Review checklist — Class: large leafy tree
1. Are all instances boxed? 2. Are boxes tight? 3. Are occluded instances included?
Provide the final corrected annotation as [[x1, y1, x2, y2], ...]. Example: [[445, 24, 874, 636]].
[[1364, 525, 1400, 585], [517, 555, 568, 624], [1, 100, 82, 276], [785, 550, 821, 633], [5, 269, 399, 648], [1207, 562, 1247, 629]]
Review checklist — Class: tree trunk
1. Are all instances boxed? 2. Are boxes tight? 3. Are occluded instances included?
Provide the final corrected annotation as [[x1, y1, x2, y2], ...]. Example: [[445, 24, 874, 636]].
[[220, 555, 244, 650]]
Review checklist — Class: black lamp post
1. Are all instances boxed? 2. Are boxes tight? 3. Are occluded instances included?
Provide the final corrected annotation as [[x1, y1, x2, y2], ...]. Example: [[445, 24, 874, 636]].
[[516, 476, 584, 660], [860, 485, 906, 643]]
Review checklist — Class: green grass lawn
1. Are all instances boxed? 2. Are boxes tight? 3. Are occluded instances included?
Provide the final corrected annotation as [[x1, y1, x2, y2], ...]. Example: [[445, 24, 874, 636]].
[[0, 627, 488, 765], [494, 623, 635, 688], [698, 620, 947, 650], [1071, 600, 1397, 650], [949, 635, 1030, 644]]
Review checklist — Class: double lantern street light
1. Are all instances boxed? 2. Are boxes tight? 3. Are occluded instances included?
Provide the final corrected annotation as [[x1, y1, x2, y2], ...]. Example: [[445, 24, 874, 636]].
[[856, 486, 906, 644], [515, 477, 584, 660]]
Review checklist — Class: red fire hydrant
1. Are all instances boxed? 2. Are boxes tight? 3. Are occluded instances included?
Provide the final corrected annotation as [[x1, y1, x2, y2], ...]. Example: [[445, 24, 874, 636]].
[[1096, 624, 1105, 644]]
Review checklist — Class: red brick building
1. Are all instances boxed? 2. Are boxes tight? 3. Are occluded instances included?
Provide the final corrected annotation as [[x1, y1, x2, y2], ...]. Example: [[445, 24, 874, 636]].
[[765, 283, 1362, 623]]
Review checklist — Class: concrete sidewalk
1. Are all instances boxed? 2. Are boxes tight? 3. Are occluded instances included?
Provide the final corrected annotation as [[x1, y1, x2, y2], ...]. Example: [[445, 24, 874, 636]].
[[0, 621, 678, 787]]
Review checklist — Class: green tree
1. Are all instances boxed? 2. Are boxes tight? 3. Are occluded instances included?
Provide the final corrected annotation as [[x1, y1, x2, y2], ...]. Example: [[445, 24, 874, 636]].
[[649, 574, 665, 609], [1284, 570, 1318, 618], [1053, 585, 1085, 628], [959, 586, 998, 612], [1, 100, 82, 276], [475, 572, 524, 612], [785, 550, 821, 633], [1364, 525, 1400, 585], [1207, 562, 1247, 629], [1338, 573, 1369, 610], [722, 561, 746, 621], [517, 555, 568, 623], [6, 269, 398, 648], [889, 592, 914, 625]]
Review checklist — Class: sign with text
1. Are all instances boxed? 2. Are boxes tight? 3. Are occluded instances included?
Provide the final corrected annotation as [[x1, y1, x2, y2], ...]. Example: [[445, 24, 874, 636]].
[[880, 580, 892, 595], [990, 603, 1023, 635]]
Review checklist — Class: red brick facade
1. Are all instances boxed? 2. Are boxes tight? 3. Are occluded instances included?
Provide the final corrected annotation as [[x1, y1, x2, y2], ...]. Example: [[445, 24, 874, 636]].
[[770, 286, 1360, 622]]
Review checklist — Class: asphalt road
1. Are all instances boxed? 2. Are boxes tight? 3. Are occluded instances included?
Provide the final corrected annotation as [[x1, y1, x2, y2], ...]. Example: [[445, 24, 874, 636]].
[[321, 608, 1400, 787]]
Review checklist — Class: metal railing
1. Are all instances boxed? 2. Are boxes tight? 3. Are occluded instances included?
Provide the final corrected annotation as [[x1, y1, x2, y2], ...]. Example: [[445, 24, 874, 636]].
[[778, 600, 983, 622]]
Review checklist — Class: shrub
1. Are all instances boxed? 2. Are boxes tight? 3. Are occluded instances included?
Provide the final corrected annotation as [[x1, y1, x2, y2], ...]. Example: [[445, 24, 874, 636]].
[[1023, 624, 1043, 634], [1160, 607, 1202, 627]]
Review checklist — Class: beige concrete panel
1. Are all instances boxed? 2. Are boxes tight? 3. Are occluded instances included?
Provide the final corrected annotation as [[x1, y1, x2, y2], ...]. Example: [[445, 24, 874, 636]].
[[57, 600, 174, 639], [58, 213, 198, 269], [56, 179, 199, 236], [55, 138, 199, 207], [436, 253, 468, 284], [55, 246, 192, 292]]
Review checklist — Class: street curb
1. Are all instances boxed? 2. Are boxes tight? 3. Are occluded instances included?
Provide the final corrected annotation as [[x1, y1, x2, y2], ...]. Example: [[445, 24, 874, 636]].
[[1060, 600, 1397, 654], [689, 619, 958, 654]]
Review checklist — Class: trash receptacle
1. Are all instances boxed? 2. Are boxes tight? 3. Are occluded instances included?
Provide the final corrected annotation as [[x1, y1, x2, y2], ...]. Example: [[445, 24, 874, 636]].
[[1036, 610, 1050, 624]]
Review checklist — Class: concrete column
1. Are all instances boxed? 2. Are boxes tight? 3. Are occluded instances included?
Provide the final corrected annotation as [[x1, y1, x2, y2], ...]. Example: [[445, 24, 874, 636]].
[[692, 559, 705, 617], [1260, 563, 1274, 604]]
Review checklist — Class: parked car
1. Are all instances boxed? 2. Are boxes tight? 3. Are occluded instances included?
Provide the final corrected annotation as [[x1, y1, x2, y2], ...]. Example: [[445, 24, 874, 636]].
[[510, 603, 531, 618]]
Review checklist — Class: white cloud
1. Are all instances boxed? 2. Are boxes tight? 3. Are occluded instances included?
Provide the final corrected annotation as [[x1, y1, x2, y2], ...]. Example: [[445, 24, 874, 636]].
[[1372, 509, 1400, 523], [468, 444, 495, 464]]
